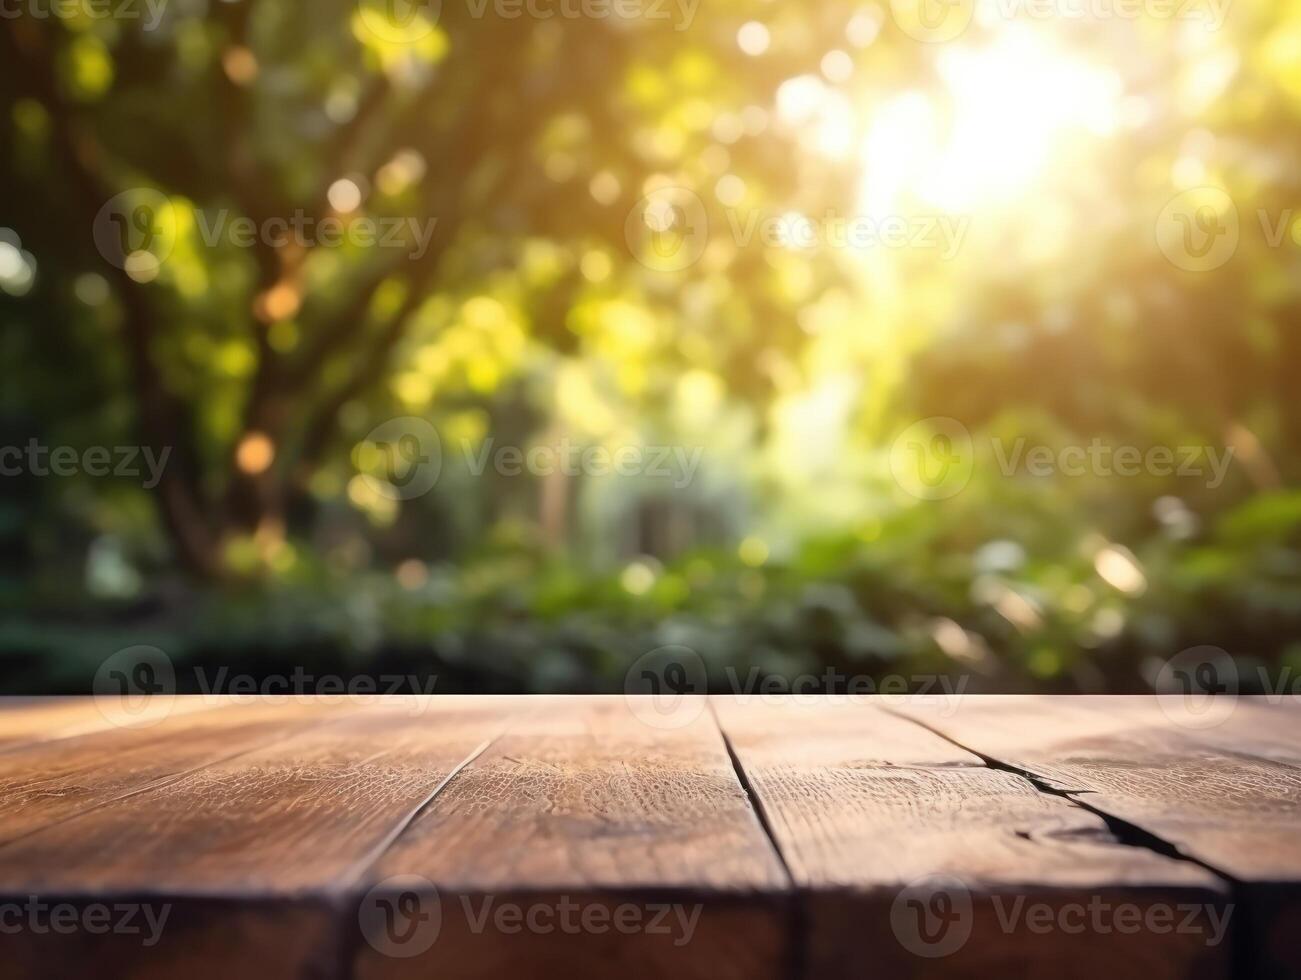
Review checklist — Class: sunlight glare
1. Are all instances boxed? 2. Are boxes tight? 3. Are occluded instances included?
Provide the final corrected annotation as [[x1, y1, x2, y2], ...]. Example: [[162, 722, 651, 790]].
[[859, 27, 1123, 216]]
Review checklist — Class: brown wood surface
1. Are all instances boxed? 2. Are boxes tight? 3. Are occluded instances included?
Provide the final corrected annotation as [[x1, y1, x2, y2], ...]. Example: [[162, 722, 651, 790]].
[[0, 697, 213, 753], [0, 695, 1294, 980], [713, 696, 1231, 980], [353, 696, 792, 980], [0, 697, 517, 980], [1001, 695, 1301, 771], [0, 699, 338, 847], [890, 695, 1301, 980]]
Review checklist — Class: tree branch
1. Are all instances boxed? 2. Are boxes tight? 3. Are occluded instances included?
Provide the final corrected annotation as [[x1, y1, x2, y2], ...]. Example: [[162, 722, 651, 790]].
[[3, 22, 221, 576]]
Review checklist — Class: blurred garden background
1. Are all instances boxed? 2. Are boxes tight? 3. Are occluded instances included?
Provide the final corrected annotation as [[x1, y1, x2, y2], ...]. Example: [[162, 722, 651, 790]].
[[2, 0, 1300, 694]]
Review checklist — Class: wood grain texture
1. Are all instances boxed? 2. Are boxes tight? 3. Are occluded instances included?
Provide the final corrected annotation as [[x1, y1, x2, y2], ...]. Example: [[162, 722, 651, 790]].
[[0, 696, 518, 980], [352, 696, 792, 980], [0, 699, 337, 847], [0, 695, 1294, 980], [891, 695, 1301, 980], [1183, 696, 1301, 770], [714, 696, 1230, 980], [1005, 695, 1301, 771], [0, 697, 214, 753]]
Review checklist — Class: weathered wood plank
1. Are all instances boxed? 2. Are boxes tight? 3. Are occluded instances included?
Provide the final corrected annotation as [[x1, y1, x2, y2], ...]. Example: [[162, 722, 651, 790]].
[[0, 699, 342, 846], [0, 697, 215, 753], [0, 696, 518, 980], [1, 695, 1288, 979], [891, 695, 1301, 980], [1012, 694, 1301, 771], [715, 696, 1231, 980], [352, 696, 792, 980], [1173, 695, 1301, 769]]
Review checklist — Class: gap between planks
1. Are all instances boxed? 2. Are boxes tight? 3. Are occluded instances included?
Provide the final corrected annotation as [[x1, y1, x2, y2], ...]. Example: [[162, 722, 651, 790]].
[[877, 701, 1269, 980], [714, 697, 1240, 980], [322, 702, 531, 980], [710, 699, 805, 980], [878, 702, 1237, 878]]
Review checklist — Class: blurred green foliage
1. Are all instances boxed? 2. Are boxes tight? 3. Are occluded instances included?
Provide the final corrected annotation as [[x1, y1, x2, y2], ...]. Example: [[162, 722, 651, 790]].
[[2, 0, 1301, 692]]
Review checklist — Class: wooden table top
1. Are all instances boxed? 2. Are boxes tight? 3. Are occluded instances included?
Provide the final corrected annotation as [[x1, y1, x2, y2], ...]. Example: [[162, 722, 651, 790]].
[[0, 695, 1295, 979]]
